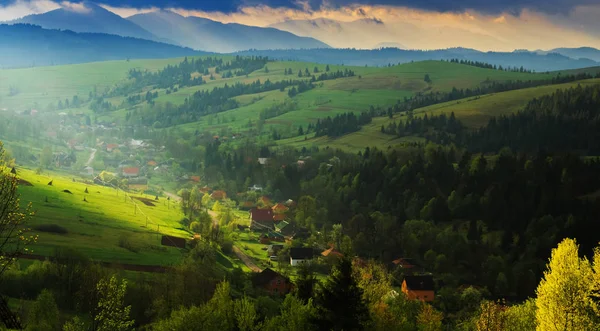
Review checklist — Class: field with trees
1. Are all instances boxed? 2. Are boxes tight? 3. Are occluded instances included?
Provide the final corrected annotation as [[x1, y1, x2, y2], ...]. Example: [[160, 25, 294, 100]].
[[2, 54, 600, 330]]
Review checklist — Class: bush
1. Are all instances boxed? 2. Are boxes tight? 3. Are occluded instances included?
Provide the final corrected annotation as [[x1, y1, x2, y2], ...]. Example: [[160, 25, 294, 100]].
[[33, 224, 68, 234], [118, 235, 139, 253]]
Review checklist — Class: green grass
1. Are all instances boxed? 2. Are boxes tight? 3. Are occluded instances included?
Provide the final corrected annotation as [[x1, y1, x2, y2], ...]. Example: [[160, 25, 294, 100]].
[[16, 167, 189, 266], [411, 78, 600, 128]]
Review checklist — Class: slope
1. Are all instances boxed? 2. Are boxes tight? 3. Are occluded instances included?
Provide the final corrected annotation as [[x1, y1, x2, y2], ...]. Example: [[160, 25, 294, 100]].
[[0, 24, 200, 69], [127, 10, 330, 53]]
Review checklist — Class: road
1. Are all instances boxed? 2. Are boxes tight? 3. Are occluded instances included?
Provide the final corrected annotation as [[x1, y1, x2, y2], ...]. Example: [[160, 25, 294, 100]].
[[207, 208, 261, 272], [232, 246, 262, 273], [85, 148, 97, 167]]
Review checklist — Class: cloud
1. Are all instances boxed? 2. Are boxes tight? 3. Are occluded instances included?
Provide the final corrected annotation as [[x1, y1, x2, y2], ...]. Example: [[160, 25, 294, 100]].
[[98, 3, 159, 17], [0, 0, 59, 21], [60, 1, 90, 13]]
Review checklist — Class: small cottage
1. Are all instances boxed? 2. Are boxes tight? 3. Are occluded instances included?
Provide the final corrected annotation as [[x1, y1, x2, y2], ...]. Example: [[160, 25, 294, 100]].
[[252, 268, 291, 295], [401, 275, 435, 302], [250, 208, 274, 231], [289, 247, 314, 266]]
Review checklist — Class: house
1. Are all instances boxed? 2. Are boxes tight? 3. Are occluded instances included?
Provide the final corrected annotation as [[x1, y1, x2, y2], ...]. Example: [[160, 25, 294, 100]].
[[240, 201, 256, 210], [147, 160, 158, 167], [401, 275, 435, 302], [274, 220, 295, 238], [250, 208, 274, 231], [289, 247, 314, 266], [199, 186, 211, 193], [252, 268, 292, 295], [258, 158, 269, 165], [210, 190, 227, 200], [122, 167, 140, 178], [161, 235, 186, 248], [249, 184, 263, 191], [190, 176, 201, 182], [273, 214, 287, 221], [267, 244, 284, 256], [272, 203, 289, 214], [106, 144, 119, 152], [81, 166, 94, 176], [321, 246, 344, 259]]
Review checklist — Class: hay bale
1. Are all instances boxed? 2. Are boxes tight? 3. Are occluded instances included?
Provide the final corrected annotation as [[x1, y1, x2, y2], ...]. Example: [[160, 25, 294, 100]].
[[85, 187, 89, 193], [10, 167, 16, 174], [47, 180, 53, 186], [62, 189, 72, 194]]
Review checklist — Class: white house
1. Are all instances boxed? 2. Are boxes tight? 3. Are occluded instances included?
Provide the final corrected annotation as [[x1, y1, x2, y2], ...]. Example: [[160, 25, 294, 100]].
[[289, 247, 314, 266], [81, 166, 94, 176]]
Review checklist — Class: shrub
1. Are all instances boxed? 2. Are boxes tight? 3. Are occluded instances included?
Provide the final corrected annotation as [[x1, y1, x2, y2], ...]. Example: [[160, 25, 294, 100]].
[[33, 224, 68, 234], [118, 235, 139, 253]]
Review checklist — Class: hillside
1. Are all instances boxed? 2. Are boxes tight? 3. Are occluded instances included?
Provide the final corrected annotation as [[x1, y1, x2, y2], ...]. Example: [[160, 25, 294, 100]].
[[128, 10, 330, 53], [9, 2, 158, 42], [0, 24, 201, 68], [15, 167, 188, 265], [235, 48, 600, 72]]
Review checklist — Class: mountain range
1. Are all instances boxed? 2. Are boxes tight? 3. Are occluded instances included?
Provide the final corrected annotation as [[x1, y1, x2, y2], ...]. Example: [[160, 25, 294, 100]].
[[127, 10, 329, 53], [235, 48, 600, 72], [6, 3, 329, 53], [0, 24, 200, 68]]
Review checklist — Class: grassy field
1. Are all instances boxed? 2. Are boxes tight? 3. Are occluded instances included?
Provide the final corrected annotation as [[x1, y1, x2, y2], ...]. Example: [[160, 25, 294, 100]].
[[411, 78, 600, 127], [15, 167, 190, 266]]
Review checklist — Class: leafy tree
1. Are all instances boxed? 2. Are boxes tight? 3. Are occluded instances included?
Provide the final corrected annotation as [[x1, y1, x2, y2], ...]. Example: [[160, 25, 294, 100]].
[[263, 295, 318, 331], [234, 296, 259, 331], [536, 238, 596, 330], [295, 263, 317, 302], [315, 258, 370, 330], [503, 299, 537, 331], [26, 290, 60, 331], [0, 142, 35, 278], [417, 303, 443, 331], [94, 275, 135, 331], [475, 300, 505, 331]]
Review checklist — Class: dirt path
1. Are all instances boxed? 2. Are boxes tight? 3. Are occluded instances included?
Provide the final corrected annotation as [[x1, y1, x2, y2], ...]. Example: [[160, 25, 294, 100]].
[[85, 148, 97, 167], [232, 246, 262, 272]]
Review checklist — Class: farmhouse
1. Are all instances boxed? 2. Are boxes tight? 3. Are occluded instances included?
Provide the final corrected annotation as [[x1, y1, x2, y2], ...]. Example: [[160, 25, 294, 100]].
[[210, 190, 227, 200], [122, 167, 140, 178], [106, 143, 119, 152], [252, 268, 291, 296], [250, 208, 274, 231], [289, 247, 314, 266], [401, 275, 435, 302]]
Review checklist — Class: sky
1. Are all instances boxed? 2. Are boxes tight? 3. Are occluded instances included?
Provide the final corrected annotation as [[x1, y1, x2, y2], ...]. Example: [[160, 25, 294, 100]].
[[1, 0, 600, 51]]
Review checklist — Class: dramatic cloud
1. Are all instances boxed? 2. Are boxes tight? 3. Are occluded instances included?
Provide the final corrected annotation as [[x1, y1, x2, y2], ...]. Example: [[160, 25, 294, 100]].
[[1, 0, 600, 51]]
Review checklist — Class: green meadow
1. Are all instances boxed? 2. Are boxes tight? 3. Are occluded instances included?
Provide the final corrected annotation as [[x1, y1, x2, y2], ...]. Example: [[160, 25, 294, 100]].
[[15, 167, 189, 266]]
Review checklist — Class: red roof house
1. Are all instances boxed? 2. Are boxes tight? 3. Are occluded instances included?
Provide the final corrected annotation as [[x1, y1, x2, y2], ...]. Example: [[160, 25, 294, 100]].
[[106, 144, 119, 152], [250, 208, 274, 231], [271, 203, 289, 213], [122, 167, 140, 177], [210, 190, 227, 200], [252, 268, 292, 296]]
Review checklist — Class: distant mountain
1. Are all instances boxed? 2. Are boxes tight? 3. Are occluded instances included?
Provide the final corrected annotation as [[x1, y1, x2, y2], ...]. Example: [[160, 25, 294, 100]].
[[0, 24, 201, 68], [234, 48, 600, 72], [543, 47, 600, 62], [127, 10, 330, 53], [8, 2, 158, 42]]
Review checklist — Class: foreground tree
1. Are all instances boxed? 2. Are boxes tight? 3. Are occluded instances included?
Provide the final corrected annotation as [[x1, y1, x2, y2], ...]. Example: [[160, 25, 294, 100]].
[[535, 238, 597, 330], [0, 142, 36, 279], [315, 258, 370, 330], [94, 275, 135, 331]]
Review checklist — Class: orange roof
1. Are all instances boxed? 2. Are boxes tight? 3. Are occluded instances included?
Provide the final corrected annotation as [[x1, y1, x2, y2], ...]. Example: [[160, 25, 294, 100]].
[[199, 186, 211, 193], [210, 190, 227, 200], [123, 167, 139, 175], [190, 176, 200, 182], [322, 247, 344, 258], [260, 196, 272, 203], [106, 143, 118, 149], [273, 214, 287, 221], [147, 160, 158, 166], [271, 203, 289, 213]]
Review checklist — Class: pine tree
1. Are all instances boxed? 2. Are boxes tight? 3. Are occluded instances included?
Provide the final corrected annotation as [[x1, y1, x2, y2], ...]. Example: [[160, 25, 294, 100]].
[[315, 258, 370, 330]]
